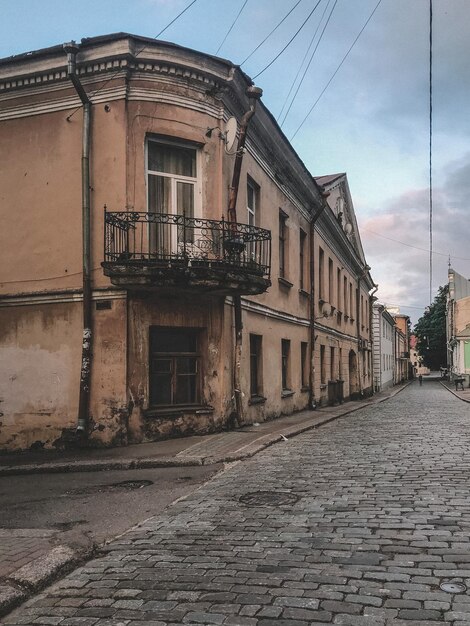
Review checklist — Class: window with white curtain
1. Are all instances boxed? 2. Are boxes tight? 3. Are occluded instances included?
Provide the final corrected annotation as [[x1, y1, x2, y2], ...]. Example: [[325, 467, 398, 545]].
[[147, 139, 199, 255]]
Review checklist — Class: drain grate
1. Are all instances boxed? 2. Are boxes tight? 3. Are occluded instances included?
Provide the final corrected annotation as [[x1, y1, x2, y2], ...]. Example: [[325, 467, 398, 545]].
[[67, 479, 153, 496], [239, 490, 299, 507], [440, 581, 467, 594]]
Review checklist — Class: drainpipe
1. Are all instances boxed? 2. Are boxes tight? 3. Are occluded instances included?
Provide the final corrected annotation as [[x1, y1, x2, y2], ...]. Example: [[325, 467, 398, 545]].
[[64, 42, 92, 435], [227, 85, 263, 426], [308, 194, 329, 410]]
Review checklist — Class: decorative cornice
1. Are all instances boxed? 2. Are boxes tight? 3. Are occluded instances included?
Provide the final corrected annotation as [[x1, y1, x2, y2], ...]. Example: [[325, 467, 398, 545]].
[[236, 299, 310, 328], [0, 288, 126, 307]]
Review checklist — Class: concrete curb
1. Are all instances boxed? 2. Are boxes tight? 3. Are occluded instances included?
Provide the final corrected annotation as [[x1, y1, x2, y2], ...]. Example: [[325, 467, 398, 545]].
[[439, 380, 470, 403], [0, 545, 94, 618], [0, 383, 412, 478]]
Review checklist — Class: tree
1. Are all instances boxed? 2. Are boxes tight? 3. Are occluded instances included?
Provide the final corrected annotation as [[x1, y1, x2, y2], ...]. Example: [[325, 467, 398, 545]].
[[414, 285, 448, 370]]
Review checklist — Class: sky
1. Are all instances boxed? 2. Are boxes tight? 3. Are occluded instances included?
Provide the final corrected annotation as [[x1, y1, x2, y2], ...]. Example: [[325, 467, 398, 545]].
[[2, 0, 469, 325]]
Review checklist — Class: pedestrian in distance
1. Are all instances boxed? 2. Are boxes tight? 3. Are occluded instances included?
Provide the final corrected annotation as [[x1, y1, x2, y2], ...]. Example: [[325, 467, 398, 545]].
[[418, 374, 423, 386]]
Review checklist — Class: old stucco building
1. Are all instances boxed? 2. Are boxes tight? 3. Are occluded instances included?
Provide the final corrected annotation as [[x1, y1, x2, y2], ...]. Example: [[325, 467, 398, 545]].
[[0, 34, 374, 451], [447, 267, 470, 384]]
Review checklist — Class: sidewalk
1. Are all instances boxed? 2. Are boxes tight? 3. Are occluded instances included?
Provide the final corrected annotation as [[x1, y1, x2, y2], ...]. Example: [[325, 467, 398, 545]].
[[440, 378, 470, 403], [0, 382, 410, 617]]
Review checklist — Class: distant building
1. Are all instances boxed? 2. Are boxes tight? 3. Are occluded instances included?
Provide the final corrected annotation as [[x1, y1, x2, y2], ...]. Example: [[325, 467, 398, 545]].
[[447, 267, 470, 384], [372, 303, 395, 392], [392, 313, 411, 383], [409, 335, 430, 377]]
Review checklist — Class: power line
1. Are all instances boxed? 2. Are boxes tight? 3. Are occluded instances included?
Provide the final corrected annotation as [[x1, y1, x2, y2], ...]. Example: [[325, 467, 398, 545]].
[[278, 0, 330, 122], [290, 0, 383, 141], [240, 0, 304, 66], [280, 0, 338, 127], [363, 228, 470, 262], [429, 0, 433, 304], [216, 0, 249, 55], [252, 0, 323, 80], [67, 0, 199, 120]]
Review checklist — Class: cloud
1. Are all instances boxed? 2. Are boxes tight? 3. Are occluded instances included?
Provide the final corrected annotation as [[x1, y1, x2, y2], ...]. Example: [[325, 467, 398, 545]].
[[360, 153, 470, 325]]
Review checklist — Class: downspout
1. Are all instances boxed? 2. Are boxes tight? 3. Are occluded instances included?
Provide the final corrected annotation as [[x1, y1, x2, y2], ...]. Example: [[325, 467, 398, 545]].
[[308, 194, 329, 410], [64, 42, 92, 435], [227, 85, 263, 426]]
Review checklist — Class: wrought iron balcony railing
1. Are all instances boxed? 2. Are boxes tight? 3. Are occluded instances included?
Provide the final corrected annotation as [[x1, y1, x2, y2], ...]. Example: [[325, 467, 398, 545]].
[[102, 211, 272, 294]]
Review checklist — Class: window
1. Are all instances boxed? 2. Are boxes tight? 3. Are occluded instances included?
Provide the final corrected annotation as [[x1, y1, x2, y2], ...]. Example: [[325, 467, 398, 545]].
[[344, 276, 348, 316], [330, 347, 335, 381], [319, 247, 325, 300], [250, 334, 263, 397], [279, 210, 288, 279], [349, 282, 353, 319], [147, 139, 199, 253], [328, 258, 333, 304], [281, 339, 291, 391], [301, 341, 308, 388], [337, 268, 341, 311], [299, 229, 307, 290], [320, 345, 326, 384], [247, 178, 259, 226], [149, 327, 200, 406]]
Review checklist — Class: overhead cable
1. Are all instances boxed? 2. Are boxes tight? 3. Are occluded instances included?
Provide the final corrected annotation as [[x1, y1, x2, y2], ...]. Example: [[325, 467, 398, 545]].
[[290, 0, 383, 141], [429, 0, 433, 304], [216, 0, 249, 55], [363, 228, 470, 262], [280, 0, 338, 127], [278, 0, 330, 122], [252, 0, 323, 80], [240, 0, 304, 66]]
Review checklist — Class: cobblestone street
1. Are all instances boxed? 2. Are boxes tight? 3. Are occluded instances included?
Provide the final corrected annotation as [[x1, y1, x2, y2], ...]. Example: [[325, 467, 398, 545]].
[[5, 380, 470, 625]]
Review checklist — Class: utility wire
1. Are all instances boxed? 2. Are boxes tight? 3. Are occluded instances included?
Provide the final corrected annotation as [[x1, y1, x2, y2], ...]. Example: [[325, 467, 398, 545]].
[[67, 0, 199, 120], [280, 0, 338, 127], [290, 0, 383, 141], [429, 0, 433, 304], [252, 0, 323, 80], [216, 0, 249, 55], [363, 228, 470, 262], [240, 0, 304, 66], [278, 0, 330, 122]]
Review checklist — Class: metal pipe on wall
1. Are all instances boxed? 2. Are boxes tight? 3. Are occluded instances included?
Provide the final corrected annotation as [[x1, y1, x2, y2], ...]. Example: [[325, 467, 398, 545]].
[[64, 42, 93, 435], [227, 85, 262, 426]]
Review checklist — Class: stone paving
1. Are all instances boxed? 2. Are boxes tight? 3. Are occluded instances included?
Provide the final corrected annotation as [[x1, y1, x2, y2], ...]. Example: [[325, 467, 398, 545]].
[[0, 530, 57, 578], [5, 380, 470, 625]]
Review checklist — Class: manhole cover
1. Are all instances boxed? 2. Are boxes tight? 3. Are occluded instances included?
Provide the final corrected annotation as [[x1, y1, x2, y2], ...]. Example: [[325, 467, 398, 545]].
[[239, 490, 299, 507], [67, 479, 153, 496], [440, 581, 467, 593]]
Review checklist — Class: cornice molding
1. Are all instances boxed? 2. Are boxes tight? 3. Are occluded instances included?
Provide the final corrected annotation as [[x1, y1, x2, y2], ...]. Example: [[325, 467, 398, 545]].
[[0, 288, 126, 307]]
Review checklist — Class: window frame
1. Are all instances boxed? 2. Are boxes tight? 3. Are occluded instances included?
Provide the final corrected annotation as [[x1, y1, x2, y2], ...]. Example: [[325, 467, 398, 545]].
[[281, 339, 291, 392], [146, 137, 202, 217], [247, 177, 259, 226], [249, 334, 263, 398], [149, 326, 201, 408], [299, 229, 307, 291], [279, 210, 289, 279]]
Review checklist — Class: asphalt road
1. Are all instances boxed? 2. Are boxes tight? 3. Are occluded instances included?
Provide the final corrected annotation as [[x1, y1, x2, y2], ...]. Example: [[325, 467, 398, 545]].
[[0, 464, 221, 550]]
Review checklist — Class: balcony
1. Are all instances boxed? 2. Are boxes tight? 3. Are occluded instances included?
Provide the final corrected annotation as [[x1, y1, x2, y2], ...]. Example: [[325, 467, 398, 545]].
[[102, 211, 271, 295]]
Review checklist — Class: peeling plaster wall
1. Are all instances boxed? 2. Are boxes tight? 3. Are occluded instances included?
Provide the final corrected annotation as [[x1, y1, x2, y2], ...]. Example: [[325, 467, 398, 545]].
[[0, 303, 80, 450], [127, 293, 227, 441], [88, 297, 128, 447]]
